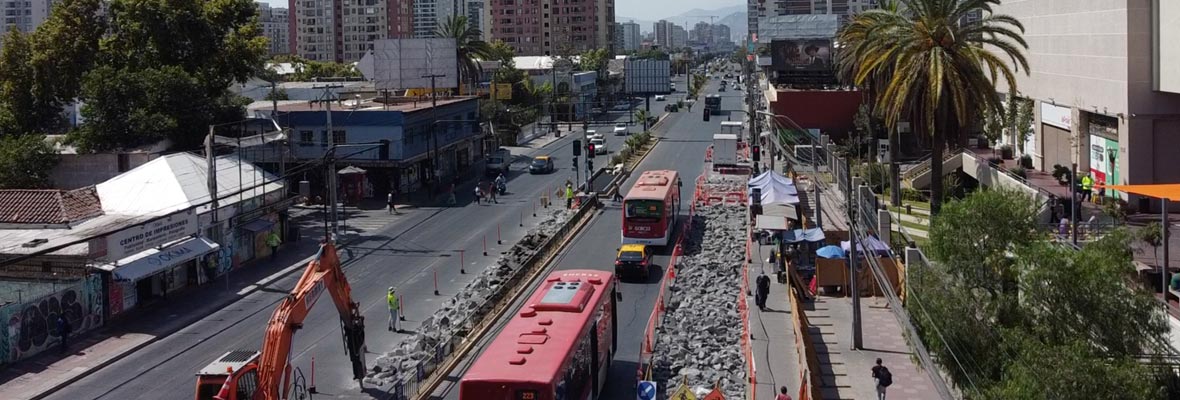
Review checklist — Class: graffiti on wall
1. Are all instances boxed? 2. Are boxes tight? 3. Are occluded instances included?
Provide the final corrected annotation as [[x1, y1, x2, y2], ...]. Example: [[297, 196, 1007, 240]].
[[0, 275, 104, 365]]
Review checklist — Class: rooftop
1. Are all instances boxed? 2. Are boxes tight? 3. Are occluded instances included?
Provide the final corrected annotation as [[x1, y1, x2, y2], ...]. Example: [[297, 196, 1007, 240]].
[[0, 187, 103, 226], [261, 95, 477, 113]]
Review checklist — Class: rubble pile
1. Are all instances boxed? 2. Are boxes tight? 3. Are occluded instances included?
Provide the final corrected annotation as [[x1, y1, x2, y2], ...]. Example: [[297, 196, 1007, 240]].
[[364, 208, 576, 386], [652, 204, 749, 399], [698, 174, 748, 198]]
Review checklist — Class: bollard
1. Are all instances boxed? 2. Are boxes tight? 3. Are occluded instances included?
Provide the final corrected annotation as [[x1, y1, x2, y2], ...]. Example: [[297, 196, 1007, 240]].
[[483, 235, 488, 256], [520, 210, 524, 227], [498, 224, 502, 245], [309, 356, 317, 393], [399, 296, 405, 321], [533, 200, 537, 217], [460, 250, 466, 274], [434, 269, 440, 295]]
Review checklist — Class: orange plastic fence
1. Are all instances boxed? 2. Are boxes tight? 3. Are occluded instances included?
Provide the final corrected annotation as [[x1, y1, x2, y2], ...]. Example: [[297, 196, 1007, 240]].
[[636, 180, 698, 383]]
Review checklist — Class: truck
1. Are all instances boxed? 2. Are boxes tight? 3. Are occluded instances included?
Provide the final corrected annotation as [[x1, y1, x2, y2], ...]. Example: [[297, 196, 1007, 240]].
[[485, 148, 511, 177], [704, 94, 722, 115], [194, 241, 366, 400], [712, 134, 739, 166]]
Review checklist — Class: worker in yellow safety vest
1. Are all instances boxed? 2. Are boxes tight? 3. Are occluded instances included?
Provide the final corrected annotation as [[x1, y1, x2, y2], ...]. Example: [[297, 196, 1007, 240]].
[[565, 183, 575, 209], [1080, 174, 1094, 202], [266, 231, 281, 260], [387, 287, 401, 332]]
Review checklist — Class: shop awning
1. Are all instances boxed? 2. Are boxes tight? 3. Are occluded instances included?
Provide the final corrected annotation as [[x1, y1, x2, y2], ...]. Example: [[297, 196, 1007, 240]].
[[1097, 184, 1180, 201], [756, 215, 792, 231], [99, 237, 220, 282], [240, 219, 275, 233]]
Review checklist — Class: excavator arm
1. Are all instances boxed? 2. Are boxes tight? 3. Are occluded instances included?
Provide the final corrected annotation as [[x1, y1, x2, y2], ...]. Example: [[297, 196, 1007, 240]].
[[254, 241, 366, 400]]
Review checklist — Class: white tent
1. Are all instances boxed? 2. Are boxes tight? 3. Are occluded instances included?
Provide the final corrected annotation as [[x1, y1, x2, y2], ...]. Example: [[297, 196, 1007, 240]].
[[748, 171, 797, 195], [749, 183, 800, 205]]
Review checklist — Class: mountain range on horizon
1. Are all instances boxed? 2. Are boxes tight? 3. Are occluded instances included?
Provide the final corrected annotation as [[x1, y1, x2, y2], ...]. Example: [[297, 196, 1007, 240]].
[[617, 4, 748, 41]]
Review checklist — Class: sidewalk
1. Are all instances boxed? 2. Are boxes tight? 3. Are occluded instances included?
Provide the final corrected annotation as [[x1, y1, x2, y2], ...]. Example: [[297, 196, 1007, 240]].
[[748, 242, 802, 399], [0, 205, 404, 400]]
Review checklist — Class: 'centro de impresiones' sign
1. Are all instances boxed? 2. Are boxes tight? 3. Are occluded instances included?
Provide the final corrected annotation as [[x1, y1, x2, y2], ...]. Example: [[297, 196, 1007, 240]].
[[101, 210, 199, 261]]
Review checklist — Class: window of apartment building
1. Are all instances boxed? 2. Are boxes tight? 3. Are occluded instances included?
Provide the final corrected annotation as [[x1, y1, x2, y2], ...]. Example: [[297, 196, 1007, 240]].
[[300, 130, 315, 146], [332, 130, 346, 145]]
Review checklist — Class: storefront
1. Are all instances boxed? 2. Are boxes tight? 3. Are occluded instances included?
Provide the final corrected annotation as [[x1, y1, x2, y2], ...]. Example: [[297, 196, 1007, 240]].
[[1039, 102, 1074, 171], [99, 236, 220, 314], [1086, 113, 1121, 198]]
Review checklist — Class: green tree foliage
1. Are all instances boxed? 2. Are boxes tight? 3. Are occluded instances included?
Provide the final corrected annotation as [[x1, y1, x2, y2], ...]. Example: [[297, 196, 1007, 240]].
[[914, 189, 1173, 398], [631, 49, 669, 60], [0, 134, 59, 189], [436, 15, 490, 88], [835, 0, 1029, 215], [577, 48, 609, 74], [0, 29, 39, 136], [64, 0, 266, 152], [1005, 92, 1034, 152], [485, 40, 526, 84]]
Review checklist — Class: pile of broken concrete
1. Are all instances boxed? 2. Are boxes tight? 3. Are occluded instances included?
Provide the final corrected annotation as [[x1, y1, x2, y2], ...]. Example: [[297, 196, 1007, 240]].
[[651, 203, 749, 399], [364, 208, 576, 387]]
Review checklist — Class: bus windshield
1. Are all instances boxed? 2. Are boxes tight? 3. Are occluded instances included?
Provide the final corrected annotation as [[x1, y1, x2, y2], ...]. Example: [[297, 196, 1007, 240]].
[[625, 199, 664, 220]]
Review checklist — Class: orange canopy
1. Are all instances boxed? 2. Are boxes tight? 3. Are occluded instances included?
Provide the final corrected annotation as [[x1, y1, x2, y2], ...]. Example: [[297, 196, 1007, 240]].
[[1097, 184, 1180, 201]]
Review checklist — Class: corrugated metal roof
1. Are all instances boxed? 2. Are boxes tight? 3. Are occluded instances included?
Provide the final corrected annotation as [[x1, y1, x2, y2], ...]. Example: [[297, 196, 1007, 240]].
[[96, 153, 284, 216]]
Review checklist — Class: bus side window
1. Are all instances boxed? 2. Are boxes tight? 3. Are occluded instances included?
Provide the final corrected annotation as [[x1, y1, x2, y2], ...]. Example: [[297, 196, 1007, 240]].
[[235, 369, 259, 399]]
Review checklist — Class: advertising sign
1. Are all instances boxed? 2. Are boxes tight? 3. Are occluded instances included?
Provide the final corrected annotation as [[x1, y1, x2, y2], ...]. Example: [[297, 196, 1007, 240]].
[[770, 39, 832, 71], [624, 59, 672, 94], [357, 38, 459, 90], [1040, 102, 1072, 130], [1089, 134, 1120, 196], [104, 210, 199, 261]]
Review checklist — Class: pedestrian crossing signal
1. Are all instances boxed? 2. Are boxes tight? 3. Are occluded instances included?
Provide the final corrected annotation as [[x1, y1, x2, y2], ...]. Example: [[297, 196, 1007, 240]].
[[703, 109, 710, 122]]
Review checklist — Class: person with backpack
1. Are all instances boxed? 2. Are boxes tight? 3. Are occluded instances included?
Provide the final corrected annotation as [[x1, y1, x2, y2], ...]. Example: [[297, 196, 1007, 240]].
[[871, 358, 892, 399], [755, 272, 771, 311], [775, 386, 792, 400]]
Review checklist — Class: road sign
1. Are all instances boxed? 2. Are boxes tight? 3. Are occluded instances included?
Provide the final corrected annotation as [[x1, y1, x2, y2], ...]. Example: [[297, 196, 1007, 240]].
[[669, 384, 697, 400], [637, 380, 657, 400], [702, 387, 725, 400]]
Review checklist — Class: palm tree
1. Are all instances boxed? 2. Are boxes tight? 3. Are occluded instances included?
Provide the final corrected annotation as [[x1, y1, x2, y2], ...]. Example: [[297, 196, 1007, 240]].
[[435, 15, 491, 93], [836, 0, 1029, 215], [634, 109, 651, 132]]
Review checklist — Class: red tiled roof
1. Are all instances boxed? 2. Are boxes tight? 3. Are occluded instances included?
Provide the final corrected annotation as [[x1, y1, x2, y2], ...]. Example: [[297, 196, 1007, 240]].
[[0, 187, 103, 225]]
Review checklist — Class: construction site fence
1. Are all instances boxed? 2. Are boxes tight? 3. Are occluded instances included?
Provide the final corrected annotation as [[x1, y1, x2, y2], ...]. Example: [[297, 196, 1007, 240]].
[[636, 181, 696, 384], [390, 199, 598, 400]]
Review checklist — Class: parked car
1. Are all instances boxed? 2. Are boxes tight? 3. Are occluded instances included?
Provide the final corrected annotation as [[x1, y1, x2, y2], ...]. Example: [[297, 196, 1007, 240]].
[[529, 156, 554, 174], [590, 138, 607, 155], [655, 95, 666, 101], [615, 244, 651, 280], [613, 122, 628, 136]]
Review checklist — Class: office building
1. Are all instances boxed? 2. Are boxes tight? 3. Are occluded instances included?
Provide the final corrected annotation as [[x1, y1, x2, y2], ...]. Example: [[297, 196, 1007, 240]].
[[257, 3, 290, 56], [653, 20, 673, 49], [487, 0, 616, 56], [748, 0, 877, 38], [616, 21, 640, 53], [992, 0, 1180, 210], [670, 24, 687, 50]]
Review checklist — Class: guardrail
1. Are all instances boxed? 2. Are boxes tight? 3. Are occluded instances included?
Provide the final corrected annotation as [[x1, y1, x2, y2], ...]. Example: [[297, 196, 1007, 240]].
[[388, 199, 600, 400]]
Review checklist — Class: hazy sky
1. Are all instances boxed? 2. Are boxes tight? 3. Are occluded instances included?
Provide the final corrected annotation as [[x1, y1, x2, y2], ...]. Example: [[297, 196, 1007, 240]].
[[258, 0, 745, 21]]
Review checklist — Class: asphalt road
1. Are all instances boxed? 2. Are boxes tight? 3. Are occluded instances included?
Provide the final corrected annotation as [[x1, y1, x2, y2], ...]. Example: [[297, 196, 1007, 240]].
[[44, 77, 688, 400], [434, 75, 749, 400]]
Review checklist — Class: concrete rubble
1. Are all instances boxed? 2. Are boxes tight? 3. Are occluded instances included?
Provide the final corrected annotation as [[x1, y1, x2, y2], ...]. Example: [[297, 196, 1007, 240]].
[[652, 203, 749, 399], [364, 208, 576, 386]]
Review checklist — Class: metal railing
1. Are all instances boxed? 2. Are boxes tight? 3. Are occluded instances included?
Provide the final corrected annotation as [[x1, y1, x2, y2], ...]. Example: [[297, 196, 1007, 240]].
[[901, 148, 963, 181]]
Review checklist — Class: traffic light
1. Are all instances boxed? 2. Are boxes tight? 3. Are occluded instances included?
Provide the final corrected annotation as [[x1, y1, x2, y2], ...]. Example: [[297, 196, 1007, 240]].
[[703, 109, 710, 122], [752, 145, 761, 162], [573, 139, 582, 156], [587, 159, 594, 172], [586, 143, 596, 158], [572, 156, 578, 169]]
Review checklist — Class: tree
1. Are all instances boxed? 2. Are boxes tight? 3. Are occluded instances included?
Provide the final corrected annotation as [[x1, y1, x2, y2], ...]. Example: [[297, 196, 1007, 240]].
[[29, 0, 103, 107], [914, 189, 1173, 397], [67, 0, 267, 151], [634, 109, 651, 132], [485, 40, 526, 84], [1005, 92, 1034, 154], [836, 0, 1029, 215], [0, 28, 37, 136], [0, 134, 59, 189], [1137, 221, 1164, 266], [436, 15, 490, 91]]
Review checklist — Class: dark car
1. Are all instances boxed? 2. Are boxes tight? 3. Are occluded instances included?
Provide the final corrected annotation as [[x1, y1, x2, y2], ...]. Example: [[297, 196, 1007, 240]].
[[529, 156, 554, 174], [615, 244, 651, 281]]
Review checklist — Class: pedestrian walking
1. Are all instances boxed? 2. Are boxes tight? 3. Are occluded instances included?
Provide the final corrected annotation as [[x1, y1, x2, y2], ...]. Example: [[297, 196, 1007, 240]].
[[387, 287, 401, 332], [871, 358, 892, 400], [565, 183, 575, 209], [612, 183, 624, 203], [266, 230, 281, 260], [756, 272, 771, 311], [387, 191, 398, 214], [488, 182, 498, 204], [776, 386, 792, 400], [447, 183, 457, 206], [474, 185, 483, 205], [57, 315, 72, 354], [1080, 173, 1094, 202]]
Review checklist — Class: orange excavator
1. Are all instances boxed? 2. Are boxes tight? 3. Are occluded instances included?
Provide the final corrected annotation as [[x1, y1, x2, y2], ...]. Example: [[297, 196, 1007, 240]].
[[194, 241, 367, 400]]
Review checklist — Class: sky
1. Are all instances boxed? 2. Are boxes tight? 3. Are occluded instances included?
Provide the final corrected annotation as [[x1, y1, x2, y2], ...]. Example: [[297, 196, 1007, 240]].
[[258, 0, 745, 22]]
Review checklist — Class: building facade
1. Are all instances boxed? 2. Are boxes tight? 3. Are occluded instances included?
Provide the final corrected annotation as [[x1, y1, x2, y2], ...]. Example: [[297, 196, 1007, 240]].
[[616, 20, 640, 53], [290, 0, 389, 62], [653, 20, 672, 49], [0, 0, 52, 38], [994, 0, 1180, 210], [748, 0, 877, 38], [487, 0, 615, 56], [257, 3, 290, 56], [388, 0, 414, 39], [670, 24, 687, 50]]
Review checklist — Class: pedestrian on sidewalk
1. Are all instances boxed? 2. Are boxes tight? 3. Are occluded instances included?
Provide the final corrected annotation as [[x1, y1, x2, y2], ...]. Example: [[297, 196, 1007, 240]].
[[474, 185, 483, 205], [776, 386, 792, 400], [612, 183, 624, 203], [387, 191, 398, 214], [565, 183, 575, 209], [387, 287, 401, 332], [1080, 173, 1094, 202], [756, 272, 771, 311], [266, 230, 282, 261], [56, 315, 72, 354], [488, 182, 498, 204], [871, 358, 892, 400]]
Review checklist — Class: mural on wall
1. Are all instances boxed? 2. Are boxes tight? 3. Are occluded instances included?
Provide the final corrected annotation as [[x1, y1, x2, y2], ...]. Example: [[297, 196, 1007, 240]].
[[0, 275, 104, 364]]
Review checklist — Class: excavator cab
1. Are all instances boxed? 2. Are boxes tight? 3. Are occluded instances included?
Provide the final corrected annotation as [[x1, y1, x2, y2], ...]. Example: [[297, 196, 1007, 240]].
[[195, 350, 262, 400]]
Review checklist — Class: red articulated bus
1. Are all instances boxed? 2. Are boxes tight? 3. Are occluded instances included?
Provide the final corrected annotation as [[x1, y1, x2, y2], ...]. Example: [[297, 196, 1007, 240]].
[[622, 170, 682, 246], [460, 270, 619, 400]]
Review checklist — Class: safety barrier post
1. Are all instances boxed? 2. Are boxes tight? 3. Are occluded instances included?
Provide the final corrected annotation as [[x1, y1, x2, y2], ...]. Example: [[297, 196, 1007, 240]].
[[433, 268, 439, 295], [483, 235, 488, 256], [459, 250, 466, 274], [497, 224, 502, 245]]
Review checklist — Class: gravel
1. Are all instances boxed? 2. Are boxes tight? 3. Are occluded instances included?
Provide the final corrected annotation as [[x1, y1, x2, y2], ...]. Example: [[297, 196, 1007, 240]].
[[652, 203, 749, 399], [364, 208, 576, 386]]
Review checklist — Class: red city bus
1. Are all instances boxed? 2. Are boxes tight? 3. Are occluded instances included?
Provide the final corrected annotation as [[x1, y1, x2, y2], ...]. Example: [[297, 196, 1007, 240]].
[[460, 270, 619, 400], [621, 170, 681, 246]]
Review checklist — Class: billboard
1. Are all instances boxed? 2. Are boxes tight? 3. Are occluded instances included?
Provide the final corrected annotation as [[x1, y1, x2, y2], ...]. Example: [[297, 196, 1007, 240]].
[[770, 39, 833, 71], [357, 38, 459, 90], [624, 59, 672, 94]]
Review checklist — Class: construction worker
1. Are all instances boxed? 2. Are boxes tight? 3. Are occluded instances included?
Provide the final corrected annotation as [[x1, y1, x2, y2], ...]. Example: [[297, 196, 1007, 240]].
[[387, 287, 401, 332], [565, 182, 575, 209], [1080, 173, 1094, 202], [266, 230, 281, 260]]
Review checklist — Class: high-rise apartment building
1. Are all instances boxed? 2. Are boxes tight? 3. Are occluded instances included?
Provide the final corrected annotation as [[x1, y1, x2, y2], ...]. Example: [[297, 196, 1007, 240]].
[[670, 24, 687, 50], [487, 0, 615, 57], [257, 3, 290, 56], [389, 0, 414, 39], [748, 0, 877, 39], [615, 20, 640, 53], [413, 0, 457, 38], [466, 0, 486, 39], [690, 21, 712, 45], [713, 23, 731, 44], [290, 0, 388, 62], [653, 20, 672, 49], [0, 0, 53, 38]]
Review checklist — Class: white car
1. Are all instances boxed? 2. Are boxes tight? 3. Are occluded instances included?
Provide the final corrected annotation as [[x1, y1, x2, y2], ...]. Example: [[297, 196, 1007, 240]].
[[590, 138, 607, 155], [654, 95, 666, 101], [587, 130, 604, 141], [613, 123, 628, 136]]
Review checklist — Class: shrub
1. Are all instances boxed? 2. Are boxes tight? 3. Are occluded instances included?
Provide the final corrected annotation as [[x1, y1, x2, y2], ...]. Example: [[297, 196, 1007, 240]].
[[901, 187, 927, 202], [1009, 166, 1028, 179], [856, 162, 889, 194], [1019, 154, 1033, 169], [1051, 164, 1072, 184], [988, 156, 1004, 166]]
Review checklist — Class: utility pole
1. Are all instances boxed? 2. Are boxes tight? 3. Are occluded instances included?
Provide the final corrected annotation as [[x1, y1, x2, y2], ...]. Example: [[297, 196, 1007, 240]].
[[1070, 162, 1078, 246], [847, 156, 863, 349], [314, 84, 343, 236], [423, 74, 445, 188], [204, 126, 225, 288]]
